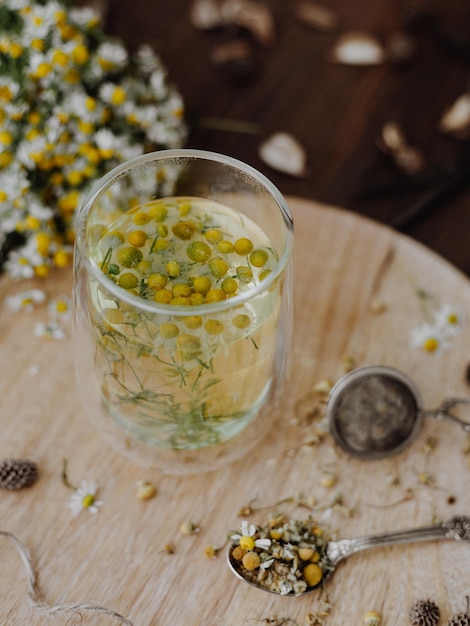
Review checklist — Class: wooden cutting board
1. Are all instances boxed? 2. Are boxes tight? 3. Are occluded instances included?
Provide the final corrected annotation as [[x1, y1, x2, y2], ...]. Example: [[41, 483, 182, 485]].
[[1, 196, 470, 625]]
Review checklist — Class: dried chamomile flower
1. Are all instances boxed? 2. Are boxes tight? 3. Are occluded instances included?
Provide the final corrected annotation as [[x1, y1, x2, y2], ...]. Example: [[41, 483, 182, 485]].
[[320, 470, 337, 489], [68, 480, 103, 517], [294, 1, 339, 33], [329, 32, 386, 66], [180, 520, 200, 535], [365, 611, 381, 626], [161, 543, 176, 554], [259, 133, 308, 177], [409, 598, 441, 626], [136, 480, 157, 500], [369, 298, 387, 315]]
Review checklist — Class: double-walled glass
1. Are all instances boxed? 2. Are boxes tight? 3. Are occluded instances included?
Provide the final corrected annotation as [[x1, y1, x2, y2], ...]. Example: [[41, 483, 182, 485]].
[[73, 149, 294, 474]]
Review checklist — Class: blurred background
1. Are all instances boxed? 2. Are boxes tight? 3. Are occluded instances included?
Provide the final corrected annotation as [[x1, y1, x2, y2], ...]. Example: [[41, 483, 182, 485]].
[[93, 0, 470, 274]]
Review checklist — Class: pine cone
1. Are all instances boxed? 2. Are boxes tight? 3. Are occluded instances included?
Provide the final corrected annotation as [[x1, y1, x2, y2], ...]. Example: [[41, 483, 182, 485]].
[[409, 599, 441, 626], [447, 614, 470, 626], [0, 459, 38, 490]]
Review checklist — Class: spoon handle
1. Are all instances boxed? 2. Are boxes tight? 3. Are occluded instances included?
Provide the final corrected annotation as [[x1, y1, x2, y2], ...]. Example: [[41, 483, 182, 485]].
[[326, 515, 470, 566]]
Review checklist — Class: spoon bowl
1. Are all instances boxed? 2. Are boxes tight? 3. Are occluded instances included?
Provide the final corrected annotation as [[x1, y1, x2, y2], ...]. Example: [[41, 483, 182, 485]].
[[227, 515, 470, 596]]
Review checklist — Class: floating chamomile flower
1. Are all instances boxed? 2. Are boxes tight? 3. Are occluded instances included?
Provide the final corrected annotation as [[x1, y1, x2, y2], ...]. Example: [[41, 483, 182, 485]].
[[230, 520, 272, 550], [410, 322, 449, 353], [68, 480, 103, 517]]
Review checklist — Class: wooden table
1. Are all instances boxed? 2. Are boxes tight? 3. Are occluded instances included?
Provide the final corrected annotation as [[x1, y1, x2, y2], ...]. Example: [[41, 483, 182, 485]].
[[102, 0, 470, 276], [2, 198, 470, 624]]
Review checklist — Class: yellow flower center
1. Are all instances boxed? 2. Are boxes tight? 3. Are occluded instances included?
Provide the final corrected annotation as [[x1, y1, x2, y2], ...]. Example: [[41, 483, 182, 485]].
[[82, 493, 95, 508], [239, 535, 255, 550], [447, 313, 458, 325], [423, 337, 438, 352]]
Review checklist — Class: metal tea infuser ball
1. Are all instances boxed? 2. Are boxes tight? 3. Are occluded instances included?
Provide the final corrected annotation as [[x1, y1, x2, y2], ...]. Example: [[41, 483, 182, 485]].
[[326, 365, 470, 459]]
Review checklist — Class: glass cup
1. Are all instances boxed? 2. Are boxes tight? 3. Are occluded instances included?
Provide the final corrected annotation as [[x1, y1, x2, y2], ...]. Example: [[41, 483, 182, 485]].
[[73, 149, 294, 474]]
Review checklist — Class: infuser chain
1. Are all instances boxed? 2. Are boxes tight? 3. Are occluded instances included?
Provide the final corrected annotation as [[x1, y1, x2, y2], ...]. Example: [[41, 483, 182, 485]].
[[427, 397, 470, 432]]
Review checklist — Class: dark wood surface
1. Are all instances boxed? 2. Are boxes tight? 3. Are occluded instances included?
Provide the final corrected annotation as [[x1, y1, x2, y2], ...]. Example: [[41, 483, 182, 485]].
[[103, 0, 470, 275]]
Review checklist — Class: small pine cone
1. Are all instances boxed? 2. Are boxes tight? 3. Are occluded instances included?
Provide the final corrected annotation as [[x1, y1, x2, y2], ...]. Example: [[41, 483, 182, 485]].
[[0, 459, 38, 490], [447, 614, 470, 626], [409, 599, 441, 626]]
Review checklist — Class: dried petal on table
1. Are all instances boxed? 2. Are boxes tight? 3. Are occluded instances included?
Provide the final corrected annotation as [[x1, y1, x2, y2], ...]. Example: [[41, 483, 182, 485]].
[[377, 121, 425, 174], [438, 92, 470, 139], [259, 132, 308, 177], [329, 31, 386, 66], [221, 0, 276, 46], [190, 0, 224, 30], [210, 39, 259, 83], [385, 31, 416, 66], [294, 1, 339, 33]]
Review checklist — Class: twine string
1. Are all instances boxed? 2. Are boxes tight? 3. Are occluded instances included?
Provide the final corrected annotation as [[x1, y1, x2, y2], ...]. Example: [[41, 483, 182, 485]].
[[0, 530, 135, 625]]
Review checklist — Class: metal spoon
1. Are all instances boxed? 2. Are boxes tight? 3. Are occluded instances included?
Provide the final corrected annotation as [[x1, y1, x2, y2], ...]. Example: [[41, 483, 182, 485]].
[[227, 515, 470, 596]]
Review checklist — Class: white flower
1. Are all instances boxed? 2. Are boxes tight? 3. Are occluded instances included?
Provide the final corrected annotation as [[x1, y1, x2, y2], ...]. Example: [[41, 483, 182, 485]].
[[34, 321, 66, 340], [5, 289, 46, 312], [410, 322, 449, 353], [48, 295, 71, 319], [68, 480, 103, 516], [230, 520, 271, 550], [434, 304, 464, 336]]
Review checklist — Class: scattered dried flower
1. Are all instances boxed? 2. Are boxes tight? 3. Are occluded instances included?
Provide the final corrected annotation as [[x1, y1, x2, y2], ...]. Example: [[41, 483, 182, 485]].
[[161, 543, 176, 554], [312, 379, 333, 397], [439, 92, 470, 139], [320, 471, 337, 489], [34, 321, 66, 340], [136, 480, 157, 500], [62, 458, 103, 517], [369, 298, 387, 315], [417, 471, 435, 486], [180, 520, 200, 535], [462, 434, 470, 455], [68, 480, 103, 517], [329, 32, 386, 66], [5, 289, 46, 312], [341, 354, 356, 372], [378, 121, 425, 174], [364, 610, 381, 626], [423, 437, 438, 455], [258, 132, 308, 177], [294, 1, 338, 33]]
